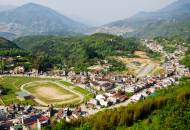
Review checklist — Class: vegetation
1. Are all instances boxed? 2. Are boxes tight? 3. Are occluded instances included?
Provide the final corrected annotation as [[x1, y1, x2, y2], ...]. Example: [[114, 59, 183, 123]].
[[45, 77, 190, 130], [14, 33, 139, 72], [145, 49, 161, 61], [107, 59, 126, 72], [0, 37, 19, 49], [59, 81, 94, 102], [154, 36, 186, 53], [181, 48, 190, 68], [0, 37, 35, 73], [128, 77, 190, 130]]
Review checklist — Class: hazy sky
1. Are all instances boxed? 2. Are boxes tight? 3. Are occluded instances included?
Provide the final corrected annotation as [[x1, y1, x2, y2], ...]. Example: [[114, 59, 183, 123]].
[[0, 0, 177, 26]]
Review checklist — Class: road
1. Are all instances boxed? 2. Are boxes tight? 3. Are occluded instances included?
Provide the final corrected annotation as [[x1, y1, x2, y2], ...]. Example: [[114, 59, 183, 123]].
[[137, 64, 155, 78]]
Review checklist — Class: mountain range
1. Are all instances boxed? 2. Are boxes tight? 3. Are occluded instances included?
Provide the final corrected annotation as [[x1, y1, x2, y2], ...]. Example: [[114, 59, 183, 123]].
[[91, 0, 190, 38], [0, 0, 190, 39], [0, 3, 89, 39]]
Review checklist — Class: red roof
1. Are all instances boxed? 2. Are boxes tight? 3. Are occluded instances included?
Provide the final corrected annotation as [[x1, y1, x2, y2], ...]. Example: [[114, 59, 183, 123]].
[[38, 115, 49, 122]]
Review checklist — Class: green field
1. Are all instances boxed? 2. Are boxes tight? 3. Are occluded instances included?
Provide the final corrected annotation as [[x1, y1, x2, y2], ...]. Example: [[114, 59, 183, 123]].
[[59, 81, 94, 102], [0, 76, 93, 106]]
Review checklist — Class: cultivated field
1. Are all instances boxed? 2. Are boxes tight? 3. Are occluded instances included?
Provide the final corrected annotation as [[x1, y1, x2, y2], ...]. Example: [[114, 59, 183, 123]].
[[23, 81, 83, 106]]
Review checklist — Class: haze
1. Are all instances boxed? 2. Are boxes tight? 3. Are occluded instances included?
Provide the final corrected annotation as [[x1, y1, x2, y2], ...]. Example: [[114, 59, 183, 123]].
[[0, 0, 176, 26]]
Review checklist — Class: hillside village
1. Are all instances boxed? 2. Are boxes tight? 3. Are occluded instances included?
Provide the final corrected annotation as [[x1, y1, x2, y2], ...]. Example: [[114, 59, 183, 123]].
[[0, 39, 189, 130]]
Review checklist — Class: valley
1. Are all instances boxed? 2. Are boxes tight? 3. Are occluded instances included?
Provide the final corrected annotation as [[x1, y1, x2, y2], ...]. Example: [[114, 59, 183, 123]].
[[0, 0, 190, 130]]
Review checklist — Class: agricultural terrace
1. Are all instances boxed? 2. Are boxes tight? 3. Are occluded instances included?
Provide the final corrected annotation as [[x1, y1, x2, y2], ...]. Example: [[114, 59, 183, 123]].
[[0, 76, 93, 106]]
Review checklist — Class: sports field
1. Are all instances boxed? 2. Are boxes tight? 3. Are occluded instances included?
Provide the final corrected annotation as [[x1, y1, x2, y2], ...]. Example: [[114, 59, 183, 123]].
[[0, 76, 93, 106], [23, 81, 83, 106]]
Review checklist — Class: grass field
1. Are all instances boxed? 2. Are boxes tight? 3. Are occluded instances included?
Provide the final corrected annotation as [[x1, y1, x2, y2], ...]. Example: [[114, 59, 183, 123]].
[[0, 76, 93, 106], [59, 81, 94, 102], [24, 81, 82, 105]]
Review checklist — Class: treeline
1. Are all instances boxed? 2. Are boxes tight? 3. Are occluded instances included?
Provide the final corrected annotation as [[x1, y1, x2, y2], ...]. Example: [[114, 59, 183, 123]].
[[43, 78, 190, 130], [0, 48, 29, 57], [129, 77, 190, 130]]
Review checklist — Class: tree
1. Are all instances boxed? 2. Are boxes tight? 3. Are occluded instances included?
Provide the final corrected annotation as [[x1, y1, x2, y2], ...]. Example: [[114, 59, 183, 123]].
[[0, 58, 5, 74]]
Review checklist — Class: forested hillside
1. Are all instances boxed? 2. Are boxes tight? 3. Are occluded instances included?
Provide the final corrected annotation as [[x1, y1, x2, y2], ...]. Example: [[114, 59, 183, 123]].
[[0, 37, 19, 49], [0, 37, 28, 56], [15, 33, 139, 71]]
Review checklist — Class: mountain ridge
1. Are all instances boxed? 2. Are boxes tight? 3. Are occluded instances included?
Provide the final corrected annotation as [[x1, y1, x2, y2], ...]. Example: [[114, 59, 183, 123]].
[[0, 3, 88, 39], [90, 0, 190, 38], [0, 37, 19, 49]]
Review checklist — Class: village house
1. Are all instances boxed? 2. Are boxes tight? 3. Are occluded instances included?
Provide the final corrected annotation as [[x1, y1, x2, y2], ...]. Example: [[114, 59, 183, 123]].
[[87, 99, 99, 109], [27, 69, 38, 76], [21, 114, 49, 130], [129, 93, 145, 103], [0, 109, 7, 121], [13, 66, 25, 74]]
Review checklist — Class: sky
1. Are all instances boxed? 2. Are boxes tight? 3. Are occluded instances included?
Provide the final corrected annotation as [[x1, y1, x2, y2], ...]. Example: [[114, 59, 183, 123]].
[[0, 0, 177, 26]]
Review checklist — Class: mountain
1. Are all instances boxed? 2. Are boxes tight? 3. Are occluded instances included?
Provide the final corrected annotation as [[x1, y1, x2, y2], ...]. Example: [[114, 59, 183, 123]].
[[0, 3, 88, 39], [0, 37, 19, 49], [92, 0, 190, 38]]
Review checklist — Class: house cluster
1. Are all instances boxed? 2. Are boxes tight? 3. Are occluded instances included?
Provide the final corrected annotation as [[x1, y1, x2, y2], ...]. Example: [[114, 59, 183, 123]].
[[125, 41, 189, 103], [87, 91, 128, 108], [0, 104, 54, 130], [55, 106, 87, 122], [84, 40, 189, 109], [143, 39, 164, 53], [62, 64, 113, 93], [164, 46, 189, 77]]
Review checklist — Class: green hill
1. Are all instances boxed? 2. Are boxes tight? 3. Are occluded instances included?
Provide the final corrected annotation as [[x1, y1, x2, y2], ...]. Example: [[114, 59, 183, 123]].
[[0, 37, 19, 49], [0, 37, 29, 57], [14, 33, 139, 71]]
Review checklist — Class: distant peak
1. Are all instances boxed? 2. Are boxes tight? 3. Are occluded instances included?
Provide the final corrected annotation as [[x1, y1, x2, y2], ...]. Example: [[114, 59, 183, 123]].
[[20, 2, 45, 8], [24, 2, 40, 6]]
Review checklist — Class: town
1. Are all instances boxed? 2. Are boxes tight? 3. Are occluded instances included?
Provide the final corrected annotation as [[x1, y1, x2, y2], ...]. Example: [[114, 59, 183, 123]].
[[0, 39, 189, 130]]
